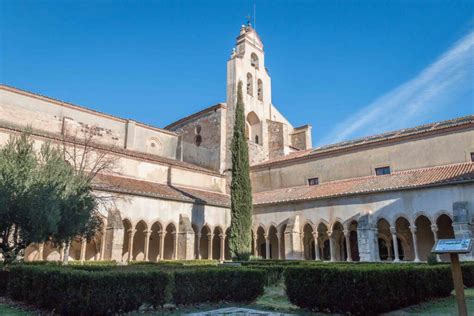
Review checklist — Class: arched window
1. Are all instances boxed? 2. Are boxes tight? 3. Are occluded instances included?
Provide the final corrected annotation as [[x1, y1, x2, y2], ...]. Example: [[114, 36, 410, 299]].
[[251, 53, 259, 68], [246, 112, 261, 145], [246, 73, 253, 96], [257, 79, 263, 101], [195, 124, 202, 146]]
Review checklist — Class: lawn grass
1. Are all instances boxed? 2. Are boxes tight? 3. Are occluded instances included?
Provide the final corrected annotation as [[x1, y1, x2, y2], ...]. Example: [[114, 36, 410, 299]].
[[386, 288, 474, 315], [0, 304, 32, 316]]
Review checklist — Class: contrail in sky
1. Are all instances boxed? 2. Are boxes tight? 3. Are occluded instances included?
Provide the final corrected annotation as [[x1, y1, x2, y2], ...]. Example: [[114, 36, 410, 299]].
[[319, 30, 474, 146]]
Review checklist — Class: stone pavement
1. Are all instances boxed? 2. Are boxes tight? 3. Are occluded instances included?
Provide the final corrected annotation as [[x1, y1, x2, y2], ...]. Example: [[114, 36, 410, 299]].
[[187, 307, 295, 315]]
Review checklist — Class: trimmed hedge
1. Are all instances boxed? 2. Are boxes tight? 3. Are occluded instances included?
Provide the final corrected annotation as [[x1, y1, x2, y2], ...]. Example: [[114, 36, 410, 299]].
[[0, 270, 8, 295], [7, 265, 171, 315], [173, 268, 265, 304], [285, 264, 455, 315]]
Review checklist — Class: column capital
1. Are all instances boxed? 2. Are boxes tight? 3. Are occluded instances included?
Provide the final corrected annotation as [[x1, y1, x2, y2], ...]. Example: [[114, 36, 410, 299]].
[[312, 231, 319, 238], [390, 227, 397, 235], [145, 229, 152, 235], [409, 226, 417, 234], [343, 229, 350, 237], [327, 230, 333, 237], [219, 233, 226, 239], [430, 224, 438, 233], [196, 233, 202, 238], [158, 231, 164, 237], [128, 228, 136, 234]]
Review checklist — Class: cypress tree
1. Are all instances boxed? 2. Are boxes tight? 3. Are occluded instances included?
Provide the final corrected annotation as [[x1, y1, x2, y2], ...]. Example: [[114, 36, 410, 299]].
[[229, 80, 253, 261]]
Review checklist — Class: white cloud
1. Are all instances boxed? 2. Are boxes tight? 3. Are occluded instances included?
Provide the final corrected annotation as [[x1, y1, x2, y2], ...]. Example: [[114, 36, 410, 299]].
[[319, 30, 474, 146]]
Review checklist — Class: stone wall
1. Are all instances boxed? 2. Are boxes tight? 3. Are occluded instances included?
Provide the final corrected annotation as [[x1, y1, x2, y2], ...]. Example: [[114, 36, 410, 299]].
[[267, 120, 285, 159], [0, 86, 179, 160], [167, 106, 224, 172], [252, 127, 474, 192]]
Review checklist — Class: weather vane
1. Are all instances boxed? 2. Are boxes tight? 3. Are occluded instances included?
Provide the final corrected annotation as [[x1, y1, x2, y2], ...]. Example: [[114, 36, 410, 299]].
[[246, 14, 251, 26]]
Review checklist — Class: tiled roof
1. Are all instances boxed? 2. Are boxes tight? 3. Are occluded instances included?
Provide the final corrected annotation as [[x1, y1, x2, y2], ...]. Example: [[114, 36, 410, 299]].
[[253, 162, 474, 206], [93, 174, 230, 207], [253, 115, 474, 168]]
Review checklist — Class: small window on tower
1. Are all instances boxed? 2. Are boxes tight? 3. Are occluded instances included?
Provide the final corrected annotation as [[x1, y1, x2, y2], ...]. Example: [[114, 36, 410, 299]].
[[470, 152, 474, 162], [308, 178, 319, 186], [375, 166, 391, 176], [255, 135, 259, 144], [247, 73, 253, 96], [257, 79, 263, 101], [251, 53, 259, 69], [195, 125, 202, 146]]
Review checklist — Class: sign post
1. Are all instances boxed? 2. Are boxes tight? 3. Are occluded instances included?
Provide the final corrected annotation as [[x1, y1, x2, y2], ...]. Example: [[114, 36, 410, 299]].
[[432, 238, 472, 316]]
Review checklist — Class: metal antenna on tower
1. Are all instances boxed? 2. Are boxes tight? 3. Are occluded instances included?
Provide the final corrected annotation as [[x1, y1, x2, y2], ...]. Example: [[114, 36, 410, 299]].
[[254, 4, 256, 30]]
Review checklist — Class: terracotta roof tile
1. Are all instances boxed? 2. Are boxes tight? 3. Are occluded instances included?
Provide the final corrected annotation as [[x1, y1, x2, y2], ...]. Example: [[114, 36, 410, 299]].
[[253, 162, 474, 205], [93, 174, 230, 207]]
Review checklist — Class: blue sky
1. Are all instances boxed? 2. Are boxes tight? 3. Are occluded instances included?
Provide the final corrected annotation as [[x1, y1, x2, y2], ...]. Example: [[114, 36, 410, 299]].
[[1, 0, 473, 146]]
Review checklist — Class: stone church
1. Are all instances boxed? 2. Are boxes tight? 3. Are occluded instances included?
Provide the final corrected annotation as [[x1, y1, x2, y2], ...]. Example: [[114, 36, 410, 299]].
[[1, 25, 473, 263]]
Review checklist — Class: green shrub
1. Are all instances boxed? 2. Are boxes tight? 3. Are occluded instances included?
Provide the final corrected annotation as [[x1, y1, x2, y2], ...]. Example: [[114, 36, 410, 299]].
[[7, 265, 171, 315], [173, 268, 265, 305], [285, 264, 453, 314], [0, 269, 9, 295], [427, 253, 438, 265]]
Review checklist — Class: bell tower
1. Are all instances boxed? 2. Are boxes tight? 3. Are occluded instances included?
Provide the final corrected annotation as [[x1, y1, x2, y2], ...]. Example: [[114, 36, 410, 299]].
[[225, 24, 273, 171]]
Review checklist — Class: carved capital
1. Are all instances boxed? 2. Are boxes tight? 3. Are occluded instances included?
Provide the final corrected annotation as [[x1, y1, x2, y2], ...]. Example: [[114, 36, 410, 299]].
[[390, 227, 397, 235]]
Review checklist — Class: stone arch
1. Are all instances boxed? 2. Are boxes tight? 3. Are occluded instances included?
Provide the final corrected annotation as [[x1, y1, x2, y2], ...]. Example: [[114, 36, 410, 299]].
[[414, 215, 435, 261], [331, 221, 345, 261], [246, 73, 253, 96], [43, 241, 61, 261], [268, 225, 279, 259], [377, 218, 392, 261], [246, 111, 261, 145], [200, 225, 212, 259], [436, 214, 455, 262], [212, 226, 223, 260], [347, 220, 359, 261], [302, 223, 315, 260], [122, 219, 133, 262], [25, 244, 39, 262], [257, 79, 263, 101], [163, 223, 177, 260], [316, 222, 330, 260], [395, 216, 414, 261], [391, 213, 413, 227], [256, 226, 266, 258], [149, 221, 163, 262], [133, 220, 148, 261]]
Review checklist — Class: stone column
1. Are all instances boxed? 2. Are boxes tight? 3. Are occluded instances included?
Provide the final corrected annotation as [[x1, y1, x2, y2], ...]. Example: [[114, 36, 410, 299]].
[[80, 238, 87, 262], [219, 234, 225, 261], [265, 233, 271, 259], [410, 226, 421, 263], [144, 230, 151, 261], [196, 233, 201, 259], [128, 229, 135, 262], [328, 231, 336, 262], [312, 231, 320, 261], [37, 243, 44, 261], [100, 225, 107, 260], [431, 224, 440, 261], [387, 243, 392, 261], [277, 235, 282, 260], [253, 233, 257, 256], [356, 214, 379, 262], [208, 233, 213, 260], [158, 232, 164, 260], [390, 227, 400, 262], [344, 229, 352, 262], [172, 232, 177, 260]]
